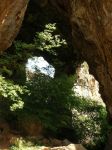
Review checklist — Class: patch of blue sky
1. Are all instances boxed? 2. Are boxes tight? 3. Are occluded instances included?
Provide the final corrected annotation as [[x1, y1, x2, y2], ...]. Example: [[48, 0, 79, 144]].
[[26, 56, 55, 77]]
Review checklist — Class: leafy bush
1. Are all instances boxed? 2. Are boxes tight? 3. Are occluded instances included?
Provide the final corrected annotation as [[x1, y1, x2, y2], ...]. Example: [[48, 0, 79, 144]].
[[14, 23, 67, 56], [34, 23, 67, 55], [15, 70, 108, 150], [9, 137, 41, 150], [72, 97, 108, 150], [0, 75, 28, 111], [22, 73, 76, 132]]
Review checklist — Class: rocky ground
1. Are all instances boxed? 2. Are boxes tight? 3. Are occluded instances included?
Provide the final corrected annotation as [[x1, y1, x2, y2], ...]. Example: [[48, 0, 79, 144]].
[[0, 133, 87, 150]]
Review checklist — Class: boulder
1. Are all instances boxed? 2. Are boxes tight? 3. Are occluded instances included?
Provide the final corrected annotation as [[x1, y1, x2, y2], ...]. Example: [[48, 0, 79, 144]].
[[37, 144, 87, 150], [50, 144, 87, 150]]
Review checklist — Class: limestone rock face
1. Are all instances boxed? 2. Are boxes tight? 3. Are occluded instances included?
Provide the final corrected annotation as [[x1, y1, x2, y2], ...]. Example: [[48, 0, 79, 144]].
[[0, 0, 28, 52], [69, 0, 112, 120], [69, 2, 112, 147], [75, 62, 102, 101]]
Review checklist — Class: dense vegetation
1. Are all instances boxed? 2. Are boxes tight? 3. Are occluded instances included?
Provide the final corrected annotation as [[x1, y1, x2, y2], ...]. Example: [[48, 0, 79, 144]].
[[0, 1, 110, 150]]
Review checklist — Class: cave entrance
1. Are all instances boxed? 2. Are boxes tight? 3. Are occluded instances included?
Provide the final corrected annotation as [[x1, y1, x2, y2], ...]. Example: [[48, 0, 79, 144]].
[[12, 1, 109, 149]]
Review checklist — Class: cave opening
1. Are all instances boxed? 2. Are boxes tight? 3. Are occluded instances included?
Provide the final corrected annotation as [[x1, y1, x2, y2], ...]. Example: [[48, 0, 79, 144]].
[[5, 0, 109, 149], [0, 0, 112, 149]]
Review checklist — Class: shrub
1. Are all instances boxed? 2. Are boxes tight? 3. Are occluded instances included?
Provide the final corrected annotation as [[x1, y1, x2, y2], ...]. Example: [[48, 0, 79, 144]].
[[22, 73, 76, 132], [17, 71, 108, 150], [0, 75, 28, 111], [72, 97, 108, 150], [9, 137, 41, 150]]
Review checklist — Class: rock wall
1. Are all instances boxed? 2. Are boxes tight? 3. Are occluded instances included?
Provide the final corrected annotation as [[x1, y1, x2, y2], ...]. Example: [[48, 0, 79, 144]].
[[69, 0, 112, 120], [49, 0, 112, 113], [48, 1, 112, 149], [74, 62, 102, 102], [0, 0, 29, 52], [69, 1, 112, 149]]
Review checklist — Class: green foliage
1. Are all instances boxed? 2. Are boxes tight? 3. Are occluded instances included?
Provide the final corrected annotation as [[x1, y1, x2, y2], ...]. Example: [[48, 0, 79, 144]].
[[72, 97, 108, 150], [0, 75, 28, 111], [0, 23, 69, 83], [14, 23, 67, 56], [9, 137, 41, 150], [0, 23, 68, 115], [22, 73, 76, 132], [18, 71, 108, 150], [34, 23, 67, 55], [0, 47, 30, 84]]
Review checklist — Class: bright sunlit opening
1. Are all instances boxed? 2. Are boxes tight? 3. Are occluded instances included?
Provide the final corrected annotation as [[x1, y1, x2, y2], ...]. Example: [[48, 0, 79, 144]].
[[26, 56, 55, 78]]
